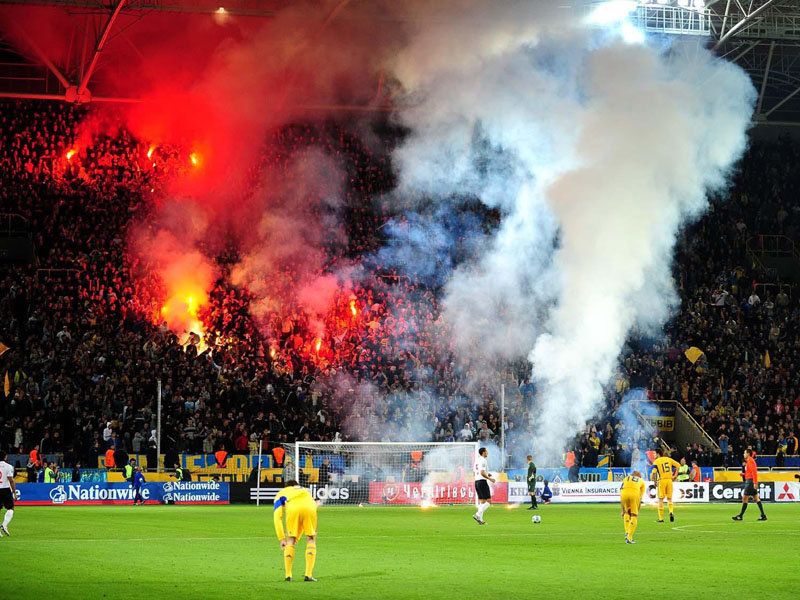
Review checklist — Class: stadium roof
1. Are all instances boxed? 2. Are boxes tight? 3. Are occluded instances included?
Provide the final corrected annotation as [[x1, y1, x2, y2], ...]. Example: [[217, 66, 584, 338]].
[[1, 1, 800, 123]]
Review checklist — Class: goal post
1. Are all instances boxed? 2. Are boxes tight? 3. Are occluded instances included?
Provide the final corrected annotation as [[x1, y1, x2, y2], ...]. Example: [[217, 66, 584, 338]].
[[293, 442, 479, 505]]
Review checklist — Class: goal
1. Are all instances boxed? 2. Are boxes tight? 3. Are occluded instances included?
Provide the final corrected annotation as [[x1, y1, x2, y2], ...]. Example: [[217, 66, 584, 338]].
[[293, 442, 479, 505]]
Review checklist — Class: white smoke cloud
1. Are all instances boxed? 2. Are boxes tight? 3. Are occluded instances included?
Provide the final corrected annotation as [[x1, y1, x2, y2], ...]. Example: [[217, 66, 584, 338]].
[[388, 1, 755, 463]]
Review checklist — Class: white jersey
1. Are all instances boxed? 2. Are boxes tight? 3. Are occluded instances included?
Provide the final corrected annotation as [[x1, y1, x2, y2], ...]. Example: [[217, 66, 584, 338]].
[[0, 461, 13, 489], [474, 455, 489, 481]]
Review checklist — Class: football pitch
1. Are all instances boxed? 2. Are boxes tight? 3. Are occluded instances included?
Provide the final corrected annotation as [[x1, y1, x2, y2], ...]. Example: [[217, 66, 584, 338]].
[[1, 503, 798, 599]]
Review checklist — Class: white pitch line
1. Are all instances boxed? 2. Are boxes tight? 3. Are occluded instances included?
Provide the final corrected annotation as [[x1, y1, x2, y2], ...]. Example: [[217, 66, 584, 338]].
[[671, 524, 718, 533]]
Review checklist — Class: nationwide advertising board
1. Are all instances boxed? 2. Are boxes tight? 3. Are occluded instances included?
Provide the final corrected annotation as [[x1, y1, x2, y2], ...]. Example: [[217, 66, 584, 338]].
[[15, 481, 229, 505]]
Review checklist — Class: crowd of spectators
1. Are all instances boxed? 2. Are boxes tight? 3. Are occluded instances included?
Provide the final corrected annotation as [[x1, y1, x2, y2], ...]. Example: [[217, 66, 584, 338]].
[[0, 101, 496, 473], [0, 100, 798, 474], [576, 137, 800, 467]]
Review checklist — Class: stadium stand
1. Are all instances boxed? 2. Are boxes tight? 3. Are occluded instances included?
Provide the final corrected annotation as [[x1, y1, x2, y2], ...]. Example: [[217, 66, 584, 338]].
[[0, 101, 798, 477]]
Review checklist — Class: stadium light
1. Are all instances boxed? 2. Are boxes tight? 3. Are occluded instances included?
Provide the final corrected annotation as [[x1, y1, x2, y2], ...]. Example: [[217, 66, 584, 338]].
[[587, 1, 637, 26], [586, 2, 645, 45]]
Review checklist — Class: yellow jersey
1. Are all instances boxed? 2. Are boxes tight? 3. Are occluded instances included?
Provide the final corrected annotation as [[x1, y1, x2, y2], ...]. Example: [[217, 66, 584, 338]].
[[620, 475, 645, 497], [273, 485, 317, 540], [651, 456, 681, 481]]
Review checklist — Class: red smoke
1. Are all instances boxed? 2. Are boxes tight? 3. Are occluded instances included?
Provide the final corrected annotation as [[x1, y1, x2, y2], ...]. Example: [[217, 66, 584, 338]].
[[0, 1, 398, 346]]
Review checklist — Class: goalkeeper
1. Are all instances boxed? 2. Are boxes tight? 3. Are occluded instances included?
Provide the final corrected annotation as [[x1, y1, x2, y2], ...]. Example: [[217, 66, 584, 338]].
[[526, 455, 538, 510], [273, 480, 319, 582]]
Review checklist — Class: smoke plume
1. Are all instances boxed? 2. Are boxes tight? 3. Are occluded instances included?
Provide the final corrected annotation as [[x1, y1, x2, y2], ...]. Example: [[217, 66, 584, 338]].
[[1, 2, 756, 461], [388, 1, 755, 461]]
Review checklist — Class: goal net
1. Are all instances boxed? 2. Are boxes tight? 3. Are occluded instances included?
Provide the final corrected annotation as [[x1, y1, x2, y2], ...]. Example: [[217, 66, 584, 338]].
[[293, 442, 479, 505]]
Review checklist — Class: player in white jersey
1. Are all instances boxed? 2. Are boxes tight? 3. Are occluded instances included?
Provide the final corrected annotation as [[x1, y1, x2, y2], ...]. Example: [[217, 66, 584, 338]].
[[472, 447, 495, 525], [0, 450, 17, 537]]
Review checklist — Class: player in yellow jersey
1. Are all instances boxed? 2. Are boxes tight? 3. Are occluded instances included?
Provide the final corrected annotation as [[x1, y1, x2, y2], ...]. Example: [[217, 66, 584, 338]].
[[273, 480, 319, 582], [619, 471, 646, 544], [650, 448, 681, 523]]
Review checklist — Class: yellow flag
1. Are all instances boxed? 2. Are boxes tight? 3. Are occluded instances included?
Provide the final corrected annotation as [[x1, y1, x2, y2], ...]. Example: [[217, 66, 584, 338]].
[[3, 371, 9, 397], [684, 347, 705, 365], [764, 350, 771, 369]]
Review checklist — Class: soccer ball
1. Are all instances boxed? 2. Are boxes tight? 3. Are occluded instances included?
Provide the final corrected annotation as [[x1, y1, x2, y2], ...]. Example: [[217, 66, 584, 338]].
[[532, 515, 542, 524]]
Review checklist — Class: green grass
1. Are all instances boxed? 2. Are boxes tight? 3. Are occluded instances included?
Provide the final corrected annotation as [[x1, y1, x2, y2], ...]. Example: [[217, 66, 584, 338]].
[[1, 503, 798, 599]]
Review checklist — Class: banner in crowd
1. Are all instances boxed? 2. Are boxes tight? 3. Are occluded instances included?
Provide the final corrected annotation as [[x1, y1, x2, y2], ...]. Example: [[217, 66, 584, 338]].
[[747, 457, 800, 468], [15, 481, 229, 505], [639, 400, 676, 432], [713, 470, 800, 482], [369, 481, 508, 505], [506, 466, 715, 485], [506, 467, 606, 483]]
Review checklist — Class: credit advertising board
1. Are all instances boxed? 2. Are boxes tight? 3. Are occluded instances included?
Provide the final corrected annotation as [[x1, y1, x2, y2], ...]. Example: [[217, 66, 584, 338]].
[[708, 482, 776, 503]]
